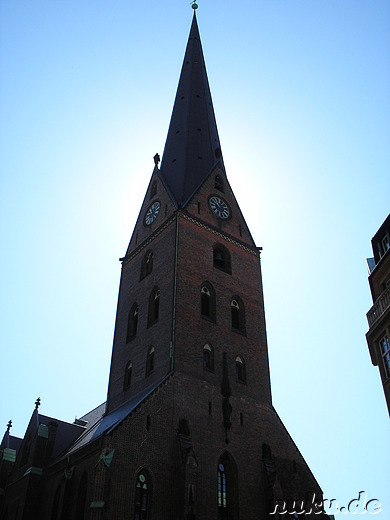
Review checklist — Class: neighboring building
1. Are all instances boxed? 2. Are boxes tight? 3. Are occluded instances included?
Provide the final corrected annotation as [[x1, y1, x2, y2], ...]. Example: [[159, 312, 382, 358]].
[[366, 213, 390, 416], [0, 11, 329, 520]]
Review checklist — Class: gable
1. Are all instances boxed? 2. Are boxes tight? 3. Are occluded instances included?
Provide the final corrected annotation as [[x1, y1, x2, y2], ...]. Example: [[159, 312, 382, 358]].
[[183, 164, 257, 249], [124, 166, 177, 258]]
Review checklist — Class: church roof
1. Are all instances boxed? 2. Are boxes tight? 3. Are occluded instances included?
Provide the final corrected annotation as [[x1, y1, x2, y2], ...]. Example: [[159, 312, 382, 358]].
[[65, 373, 171, 457], [0, 428, 22, 452], [38, 414, 86, 459], [159, 12, 224, 208]]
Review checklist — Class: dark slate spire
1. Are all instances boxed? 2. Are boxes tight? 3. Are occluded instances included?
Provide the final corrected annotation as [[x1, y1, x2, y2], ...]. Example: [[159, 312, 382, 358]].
[[159, 13, 224, 208]]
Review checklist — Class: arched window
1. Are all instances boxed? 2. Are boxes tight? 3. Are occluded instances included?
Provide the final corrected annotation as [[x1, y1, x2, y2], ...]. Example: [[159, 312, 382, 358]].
[[218, 462, 227, 516], [140, 250, 153, 280], [203, 343, 214, 372], [215, 174, 224, 192], [235, 356, 246, 384], [147, 287, 160, 327], [213, 244, 231, 274], [217, 453, 238, 519], [201, 286, 210, 316], [124, 361, 132, 390], [231, 300, 240, 329], [231, 296, 246, 334], [201, 282, 216, 322], [75, 472, 88, 520], [146, 347, 155, 377], [262, 443, 272, 460], [150, 181, 157, 199], [127, 304, 139, 342], [134, 471, 150, 520]]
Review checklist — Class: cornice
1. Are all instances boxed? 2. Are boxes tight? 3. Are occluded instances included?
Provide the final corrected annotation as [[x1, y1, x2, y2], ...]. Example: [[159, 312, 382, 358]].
[[181, 212, 260, 257], [121, 215, 176, 267]]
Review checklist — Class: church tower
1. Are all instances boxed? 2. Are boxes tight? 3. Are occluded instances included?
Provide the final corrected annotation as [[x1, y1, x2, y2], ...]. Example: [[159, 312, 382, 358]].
[[0, 10, 328, 520], [106, 11, 271, 416], [102, 10, 325, 519]]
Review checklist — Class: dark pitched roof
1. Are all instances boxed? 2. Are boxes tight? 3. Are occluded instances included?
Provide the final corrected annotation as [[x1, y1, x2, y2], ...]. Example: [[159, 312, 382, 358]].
[[159, 13, 224, 208], [8, 436, 22, 452], [65, 373, 171, 457], [38, 415, 86, 459], [79, 401, 106, 426], [0, 429, 22, 453]]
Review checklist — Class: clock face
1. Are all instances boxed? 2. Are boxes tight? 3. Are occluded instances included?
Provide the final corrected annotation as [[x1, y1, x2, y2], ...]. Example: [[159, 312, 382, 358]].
[[144, 201, 161, 225], [209, 196, 230, 219]]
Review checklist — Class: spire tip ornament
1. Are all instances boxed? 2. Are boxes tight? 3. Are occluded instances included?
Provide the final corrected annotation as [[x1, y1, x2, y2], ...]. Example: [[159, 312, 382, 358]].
[[191, 1, 198, 10]]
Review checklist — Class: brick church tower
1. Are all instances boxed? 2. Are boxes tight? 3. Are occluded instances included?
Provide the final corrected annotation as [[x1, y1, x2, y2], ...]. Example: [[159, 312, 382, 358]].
[[0, 10, 328, 520]]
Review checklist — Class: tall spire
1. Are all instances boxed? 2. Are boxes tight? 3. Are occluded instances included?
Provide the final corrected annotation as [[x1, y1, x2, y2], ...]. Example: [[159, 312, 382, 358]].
[[159, 13, 224, 208]]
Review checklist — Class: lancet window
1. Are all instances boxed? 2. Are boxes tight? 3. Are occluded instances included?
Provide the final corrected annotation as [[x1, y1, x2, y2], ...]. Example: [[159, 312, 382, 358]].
[[127, 304, 139, 342], [140, 250, 153, 280], [235, 356, 246, 384], [203, 343, 214, 372], [147, 287, 160, 327], [201, 282, 216, 322], [134, 471, 150, 520], [146, 347, 155, 377], [231, 296, 245, 334]]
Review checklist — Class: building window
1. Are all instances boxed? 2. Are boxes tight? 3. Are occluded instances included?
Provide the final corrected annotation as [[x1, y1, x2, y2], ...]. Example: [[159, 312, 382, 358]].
[[235, 356, 246, 384], [262, 443, 272, 459], [203, 343, 214, 372], [147, 287, 160, 327], [217, 453, 238, 518], [215, 174, 224, 192], [140, 250, 153, 280], [231, 300, 240, 329], [146, 347, 155, 377], [201, 286, 210, 316], [201, 283, 216, 322], [123, 361, 132, 390], [381, 235, 390, 257], [150, 181, 157, 199], [218, 462, 228, 516], [379, 335, 390, 379], [213, 244, 231, 274], [231, 297, 246, 334], [134, 472, 150, 520], [127, 304, 139, 342]]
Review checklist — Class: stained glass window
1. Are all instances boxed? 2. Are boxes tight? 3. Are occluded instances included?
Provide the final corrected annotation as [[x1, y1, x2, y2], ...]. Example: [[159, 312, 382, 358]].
[[134, 473, 149, 520]]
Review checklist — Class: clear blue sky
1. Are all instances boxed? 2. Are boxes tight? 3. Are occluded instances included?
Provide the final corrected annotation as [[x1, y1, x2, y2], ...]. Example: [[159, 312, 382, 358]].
[[1, 0, 389, 515]]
